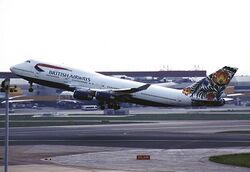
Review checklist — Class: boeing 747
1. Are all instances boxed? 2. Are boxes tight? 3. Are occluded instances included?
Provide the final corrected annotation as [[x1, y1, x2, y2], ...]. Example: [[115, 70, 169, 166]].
[[10, 60, 237, 109]]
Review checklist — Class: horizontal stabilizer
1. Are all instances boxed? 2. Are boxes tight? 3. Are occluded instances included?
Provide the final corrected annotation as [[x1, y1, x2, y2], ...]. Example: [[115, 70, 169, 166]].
[[223, 98, 234, 101], [226, 93, 244, 97]]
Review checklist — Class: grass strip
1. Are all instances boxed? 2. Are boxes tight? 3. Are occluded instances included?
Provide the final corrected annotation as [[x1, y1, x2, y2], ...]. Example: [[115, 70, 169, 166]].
[[209, 153, 250, 168], [217, 131, 250, 134]]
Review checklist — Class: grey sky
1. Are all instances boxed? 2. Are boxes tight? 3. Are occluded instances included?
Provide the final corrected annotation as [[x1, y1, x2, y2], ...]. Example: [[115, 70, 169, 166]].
[[0, 0, 249, 75]]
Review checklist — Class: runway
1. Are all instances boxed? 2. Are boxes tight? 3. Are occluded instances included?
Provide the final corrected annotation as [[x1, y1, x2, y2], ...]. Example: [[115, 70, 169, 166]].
[[1, 120, 250, 172], [1, 120, 250, 149]]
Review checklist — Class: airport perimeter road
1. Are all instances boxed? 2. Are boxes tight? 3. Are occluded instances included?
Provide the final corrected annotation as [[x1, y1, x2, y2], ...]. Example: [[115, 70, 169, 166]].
[[1, 121, 250, 149]]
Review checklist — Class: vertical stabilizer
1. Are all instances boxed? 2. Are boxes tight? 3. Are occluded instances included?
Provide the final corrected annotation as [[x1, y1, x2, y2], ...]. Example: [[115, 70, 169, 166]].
[[182, 66, 238, 106]]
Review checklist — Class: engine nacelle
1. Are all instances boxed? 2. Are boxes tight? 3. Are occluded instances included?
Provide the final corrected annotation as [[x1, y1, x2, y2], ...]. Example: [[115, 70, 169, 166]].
[[95, 91, 115, 100], [73, 90, 94, 100]]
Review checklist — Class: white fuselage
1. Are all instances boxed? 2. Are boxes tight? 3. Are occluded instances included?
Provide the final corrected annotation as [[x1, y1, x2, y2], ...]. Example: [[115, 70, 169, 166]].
[[10, 60, 192, 106]]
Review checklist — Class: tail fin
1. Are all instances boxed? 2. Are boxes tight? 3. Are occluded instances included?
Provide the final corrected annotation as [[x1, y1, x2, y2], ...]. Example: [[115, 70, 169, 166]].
[[182, 66, 238, 105]]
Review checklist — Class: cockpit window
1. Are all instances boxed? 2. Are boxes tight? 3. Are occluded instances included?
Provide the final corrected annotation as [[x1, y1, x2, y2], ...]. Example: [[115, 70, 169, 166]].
[[26, 60, 31, 63]]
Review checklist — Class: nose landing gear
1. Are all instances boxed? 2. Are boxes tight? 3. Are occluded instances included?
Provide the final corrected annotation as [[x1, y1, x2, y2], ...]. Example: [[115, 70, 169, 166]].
[[28, 82, 33, 92]]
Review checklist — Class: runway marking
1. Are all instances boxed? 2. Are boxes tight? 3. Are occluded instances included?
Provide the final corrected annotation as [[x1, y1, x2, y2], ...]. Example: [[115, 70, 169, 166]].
[[8, 139, 250, 143], [3, 124, 250, 133], [108, 125, 250, 132]]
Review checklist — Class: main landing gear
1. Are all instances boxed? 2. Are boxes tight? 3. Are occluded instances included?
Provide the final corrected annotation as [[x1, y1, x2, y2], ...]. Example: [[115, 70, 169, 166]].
[[28, 82, 33, 92], [99, 101, 121, 110]]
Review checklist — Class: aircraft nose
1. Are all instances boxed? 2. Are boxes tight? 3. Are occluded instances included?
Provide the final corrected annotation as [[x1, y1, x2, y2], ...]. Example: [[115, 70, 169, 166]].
[[10, 63, 22, 73], [10, 65, 15, 72]]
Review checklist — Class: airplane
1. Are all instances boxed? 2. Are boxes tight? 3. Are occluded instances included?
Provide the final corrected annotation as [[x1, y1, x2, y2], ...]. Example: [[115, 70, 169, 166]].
[[10, 59, 238, 110]]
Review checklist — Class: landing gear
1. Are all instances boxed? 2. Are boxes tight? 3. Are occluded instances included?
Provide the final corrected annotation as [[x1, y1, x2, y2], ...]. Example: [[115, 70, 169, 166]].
[[100, 105, 105, 110], [113, 104, 120, 110], [107, 102, 120, 110], [99, 101, 120, 110], [99, 101, 106, 110], [28, 87, 33, 92], [28, 82, 33, 92]]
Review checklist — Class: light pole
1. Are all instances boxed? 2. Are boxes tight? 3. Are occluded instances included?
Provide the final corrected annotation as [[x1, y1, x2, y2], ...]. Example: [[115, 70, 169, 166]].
[[1, 78, 10, 172]]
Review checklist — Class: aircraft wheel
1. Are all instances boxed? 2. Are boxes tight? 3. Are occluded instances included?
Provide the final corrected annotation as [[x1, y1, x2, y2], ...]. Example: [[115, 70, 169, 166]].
[[114, 104, 120, 110], [28, 82, 33, 92], [100, 105, 105, 110], [28, 87, 33, 92]]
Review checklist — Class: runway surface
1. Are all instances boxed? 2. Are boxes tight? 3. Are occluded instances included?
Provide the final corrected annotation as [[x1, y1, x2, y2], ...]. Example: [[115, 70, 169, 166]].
[[1, 120, 250, 149]]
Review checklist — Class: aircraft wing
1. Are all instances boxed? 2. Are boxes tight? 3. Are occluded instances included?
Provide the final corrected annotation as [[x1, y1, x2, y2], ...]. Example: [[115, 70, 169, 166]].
[[70, 84, 150, 97], [111, 84, 151, 94], [72, 83, 151, 95], [226, 93, 244, 97], [153, 82, 176, 88], [68, 81, 150, 94]]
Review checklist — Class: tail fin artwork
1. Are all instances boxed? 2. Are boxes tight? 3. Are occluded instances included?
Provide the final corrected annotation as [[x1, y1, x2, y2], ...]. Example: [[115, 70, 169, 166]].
[[182, 66, 238, 106]]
